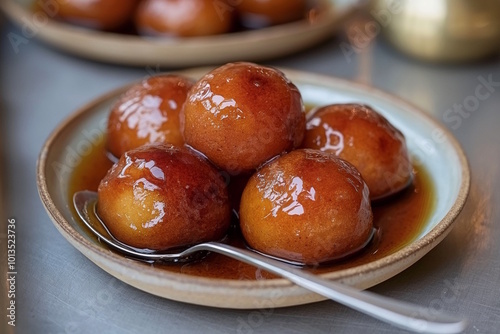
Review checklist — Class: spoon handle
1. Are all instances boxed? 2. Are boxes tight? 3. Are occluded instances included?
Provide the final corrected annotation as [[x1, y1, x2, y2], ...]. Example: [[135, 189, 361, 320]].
[[192, 242, 466, 334]]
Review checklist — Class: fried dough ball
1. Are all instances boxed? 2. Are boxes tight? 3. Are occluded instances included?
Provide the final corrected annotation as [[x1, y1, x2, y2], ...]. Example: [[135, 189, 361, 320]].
[[135, 0, 234, 37], [239, 149, 373, 265], [302, 104, 413, 200], [237, 0, 307, 28], [39, 0, 137, 30], [97, 144, 231, 250], [106, 75, 194, 159], [183, 62, 305, 175]]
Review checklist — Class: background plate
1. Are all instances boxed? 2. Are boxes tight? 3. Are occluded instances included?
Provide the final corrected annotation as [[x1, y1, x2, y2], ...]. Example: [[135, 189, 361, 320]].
[[1, 0, 357, 67], [37, 68, 469, 309]]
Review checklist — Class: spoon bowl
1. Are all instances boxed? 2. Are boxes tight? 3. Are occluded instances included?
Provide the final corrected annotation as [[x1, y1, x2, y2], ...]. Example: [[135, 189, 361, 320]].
[[74, 190, 466, 334]]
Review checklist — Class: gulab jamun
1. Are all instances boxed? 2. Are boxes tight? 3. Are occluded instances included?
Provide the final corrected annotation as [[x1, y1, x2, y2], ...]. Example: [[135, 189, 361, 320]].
[[106, 74, 194, 159], [302, 104, 413, 200], [236, 0, 306, 28], [183, 62, 305, 175], [97, 143, 231, 250], [239, 149, 373, 265], [39, 0, 138, 30], [135, 0, 234, 37]]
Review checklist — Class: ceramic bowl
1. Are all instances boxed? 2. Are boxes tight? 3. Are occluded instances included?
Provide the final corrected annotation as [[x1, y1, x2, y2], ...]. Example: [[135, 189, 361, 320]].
[[37, 68, 470, 308], [1, 0, 357, 66]]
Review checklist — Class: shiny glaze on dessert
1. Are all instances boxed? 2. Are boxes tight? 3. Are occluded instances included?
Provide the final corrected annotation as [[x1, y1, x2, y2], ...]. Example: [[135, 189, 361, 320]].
[[106, 75, 193, 158], [302, 104, 413, 200], [97, 144, 231, 250], [240, 149, 373, 265], [68, 137, 434, 279], [183, 62, 305, 175]]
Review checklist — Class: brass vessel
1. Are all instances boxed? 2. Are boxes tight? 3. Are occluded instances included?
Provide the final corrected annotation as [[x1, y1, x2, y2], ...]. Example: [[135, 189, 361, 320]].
[[371, 0, 500, 62]]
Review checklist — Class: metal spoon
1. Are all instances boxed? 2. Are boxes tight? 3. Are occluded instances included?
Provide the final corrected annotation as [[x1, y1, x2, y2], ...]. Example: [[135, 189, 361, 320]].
[[74, 190, 466, 334]]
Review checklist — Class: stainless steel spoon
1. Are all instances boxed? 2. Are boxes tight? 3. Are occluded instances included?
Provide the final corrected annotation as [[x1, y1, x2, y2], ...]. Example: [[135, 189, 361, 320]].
[[74, 190, 466, 334]]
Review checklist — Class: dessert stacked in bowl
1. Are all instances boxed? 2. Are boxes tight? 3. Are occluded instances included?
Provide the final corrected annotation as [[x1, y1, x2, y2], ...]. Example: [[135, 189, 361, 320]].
[[96, 62, 413, 266]]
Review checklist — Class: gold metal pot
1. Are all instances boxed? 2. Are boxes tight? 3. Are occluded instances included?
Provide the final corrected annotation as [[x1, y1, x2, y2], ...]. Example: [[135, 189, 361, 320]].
[[370, 0, 500, 62]]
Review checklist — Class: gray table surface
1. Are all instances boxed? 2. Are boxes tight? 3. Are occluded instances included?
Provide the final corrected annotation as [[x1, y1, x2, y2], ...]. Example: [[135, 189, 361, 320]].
[[1, 11, 500, 334]]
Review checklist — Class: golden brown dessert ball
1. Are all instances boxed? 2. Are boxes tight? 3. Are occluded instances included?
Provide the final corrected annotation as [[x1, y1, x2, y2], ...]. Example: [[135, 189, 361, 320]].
[[135, 0, 234, 37], [302, 104, 413, 200], [39, 0, 137, 30], [237, 0, 306, 28], [183, 62, 305, 175], [97, 143, 231, 250], [239, 149, 373, 265], [106, 75, 194, 159]]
